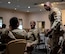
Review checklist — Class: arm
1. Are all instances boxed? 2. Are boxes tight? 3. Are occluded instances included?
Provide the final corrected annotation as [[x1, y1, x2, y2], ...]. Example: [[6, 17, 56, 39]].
[[8, 31, 16, 39], [27, 31, 39, 47], [30, 29, 39, 45], [51, 8, 62, 29]]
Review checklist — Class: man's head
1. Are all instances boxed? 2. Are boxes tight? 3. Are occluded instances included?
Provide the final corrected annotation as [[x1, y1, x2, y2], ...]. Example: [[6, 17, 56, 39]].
[[44, 2, 52, 11], [9, 17, 19, 30], [2, 24, 6, 28], [30, 21, 36, 29]]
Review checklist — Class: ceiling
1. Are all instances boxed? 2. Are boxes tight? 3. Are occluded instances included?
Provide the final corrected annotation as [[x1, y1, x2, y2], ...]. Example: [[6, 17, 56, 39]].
[[0, 0, 65, 12]]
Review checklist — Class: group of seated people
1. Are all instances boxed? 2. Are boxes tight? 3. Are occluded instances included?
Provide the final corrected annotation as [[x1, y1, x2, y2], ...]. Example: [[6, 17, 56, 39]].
[[0, 17, 39, 54], [0, 17, 65, 54]]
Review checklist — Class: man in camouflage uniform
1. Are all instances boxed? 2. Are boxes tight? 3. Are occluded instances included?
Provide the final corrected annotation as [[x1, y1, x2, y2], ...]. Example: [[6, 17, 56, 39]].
[[44, 2, 62, 54], [27, 21, 39, 54]]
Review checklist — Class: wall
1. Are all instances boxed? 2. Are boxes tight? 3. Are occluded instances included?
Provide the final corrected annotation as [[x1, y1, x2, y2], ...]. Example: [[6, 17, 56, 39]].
[[0, 8, 29, 28], [0, 8, 51, 29], [28, 10, 65, 29], [1, 8, 62, 29], [62, 10, 65, 25], [28, 11, 50, 29]]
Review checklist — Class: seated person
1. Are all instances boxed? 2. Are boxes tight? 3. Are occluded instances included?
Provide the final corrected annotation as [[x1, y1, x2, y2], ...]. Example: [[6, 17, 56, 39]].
[[8, 17, 27, 39], [0, 24, 10, 43], [27, 21, 39, 54], [0, 24, 8, 51], [1, 17, 27, 43], [0, 24, 7, 34]]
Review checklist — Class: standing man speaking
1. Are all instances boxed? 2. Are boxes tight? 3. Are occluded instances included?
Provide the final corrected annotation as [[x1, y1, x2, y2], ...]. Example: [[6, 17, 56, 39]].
[[44, 2, 62, 54]]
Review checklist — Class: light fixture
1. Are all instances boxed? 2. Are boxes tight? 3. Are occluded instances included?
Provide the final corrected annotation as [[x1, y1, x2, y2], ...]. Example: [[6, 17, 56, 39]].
[[28, 6, 30, 8], [52, 2, 59, 6], [34, 3, 44, 6], [8, 1, 11, 4], [40, 3, 44, 6], [15, 8, 17, 10]]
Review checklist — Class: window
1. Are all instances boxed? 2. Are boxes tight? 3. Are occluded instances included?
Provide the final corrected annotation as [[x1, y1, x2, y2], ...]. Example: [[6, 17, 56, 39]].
[[18, 19, 23, 29], [0, 17, 3, 28]]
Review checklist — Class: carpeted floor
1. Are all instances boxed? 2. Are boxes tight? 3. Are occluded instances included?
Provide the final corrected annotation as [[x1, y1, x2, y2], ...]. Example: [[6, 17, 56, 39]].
[[32, 49, 47, 54]]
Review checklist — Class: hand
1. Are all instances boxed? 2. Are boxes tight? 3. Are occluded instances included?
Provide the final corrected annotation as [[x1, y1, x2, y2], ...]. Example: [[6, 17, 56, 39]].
[[27, 43, 32, 47], [57, 48, 62, 54], [47, 45, 51, 48], [46, 29, 51, 34], [48, 29, 52, 32]]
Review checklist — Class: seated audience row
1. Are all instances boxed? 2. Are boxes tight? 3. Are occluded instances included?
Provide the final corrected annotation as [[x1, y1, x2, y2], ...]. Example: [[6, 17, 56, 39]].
[[0, 17, 39, 54]]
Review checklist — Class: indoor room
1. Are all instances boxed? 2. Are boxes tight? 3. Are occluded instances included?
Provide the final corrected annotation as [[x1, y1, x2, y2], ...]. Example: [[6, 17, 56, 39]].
[[0, 0, 65, 54]]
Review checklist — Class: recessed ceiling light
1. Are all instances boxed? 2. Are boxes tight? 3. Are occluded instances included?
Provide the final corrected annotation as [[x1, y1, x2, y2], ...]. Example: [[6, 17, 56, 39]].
[[8, 1, 11, 4], [28, 6, 30, 8], [15, 8, 17, 10], [40, 3, 44, 6]]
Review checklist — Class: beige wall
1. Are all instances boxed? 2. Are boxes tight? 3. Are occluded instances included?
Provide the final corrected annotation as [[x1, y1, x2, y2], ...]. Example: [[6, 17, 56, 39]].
[[28, 10, 65, 29], [2, 8, 64, 29], [0, 8, 29, 28], [0, 8, 51, 29], [28, 12, 50, 29], [62, 10, 65, 25]]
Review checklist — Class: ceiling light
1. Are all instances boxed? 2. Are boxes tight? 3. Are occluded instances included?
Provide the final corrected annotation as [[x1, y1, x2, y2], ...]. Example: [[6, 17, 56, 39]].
[[15, 8, 17, 10], [40, 3, 44, 6], [8, 1, 11, 4], [28, 6, 30, 8]]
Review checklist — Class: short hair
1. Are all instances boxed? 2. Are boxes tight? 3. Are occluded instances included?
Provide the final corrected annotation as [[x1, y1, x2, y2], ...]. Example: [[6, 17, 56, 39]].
[[44, 4, 47, 7], [30, 21, 36, 25], [9, 17, 19, 29], [64, 25, 65, 26], [2, 24, 6, 28], [44, 2, 52, 7]]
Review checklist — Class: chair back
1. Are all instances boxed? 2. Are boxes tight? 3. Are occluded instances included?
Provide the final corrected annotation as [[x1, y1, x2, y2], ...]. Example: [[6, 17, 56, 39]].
[[5, 39, 26, 54]]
